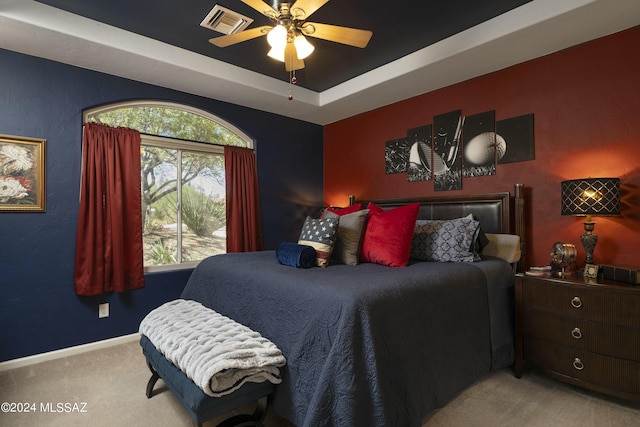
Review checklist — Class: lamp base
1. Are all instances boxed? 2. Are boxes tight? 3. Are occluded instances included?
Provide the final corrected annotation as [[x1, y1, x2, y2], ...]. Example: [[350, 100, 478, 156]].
[[580, 227, 598, 265]]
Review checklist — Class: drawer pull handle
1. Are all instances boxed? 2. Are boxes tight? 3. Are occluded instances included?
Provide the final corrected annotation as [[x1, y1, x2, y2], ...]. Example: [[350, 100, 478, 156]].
[[571, 296, 582, 308], [573, 358, 585, 371], [571, 328, 582, 339]]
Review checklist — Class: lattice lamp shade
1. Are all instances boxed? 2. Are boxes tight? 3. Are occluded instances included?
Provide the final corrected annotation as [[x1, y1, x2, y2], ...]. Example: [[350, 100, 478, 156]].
[[561, 177, 621, 266], [561, 178, 621, 217]]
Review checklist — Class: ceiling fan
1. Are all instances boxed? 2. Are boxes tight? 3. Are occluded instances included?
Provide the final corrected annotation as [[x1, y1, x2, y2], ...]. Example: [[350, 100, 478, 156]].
[[208, 0, 373, 72]]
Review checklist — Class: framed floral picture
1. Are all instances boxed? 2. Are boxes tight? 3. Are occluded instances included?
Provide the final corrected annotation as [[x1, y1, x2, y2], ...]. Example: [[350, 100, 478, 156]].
[[0, 134, 46, 212]]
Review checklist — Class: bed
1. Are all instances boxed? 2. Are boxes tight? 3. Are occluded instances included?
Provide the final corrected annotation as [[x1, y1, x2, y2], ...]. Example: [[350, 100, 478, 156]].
[[180, 185, 526, 427]]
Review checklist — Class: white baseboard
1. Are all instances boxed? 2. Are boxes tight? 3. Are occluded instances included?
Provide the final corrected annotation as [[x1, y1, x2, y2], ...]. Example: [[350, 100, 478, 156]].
[[0, 333, 140, 372]]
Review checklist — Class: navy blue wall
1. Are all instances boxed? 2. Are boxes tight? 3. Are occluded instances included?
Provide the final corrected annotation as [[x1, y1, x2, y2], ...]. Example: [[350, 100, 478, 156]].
[[0, 48, 323, 362]]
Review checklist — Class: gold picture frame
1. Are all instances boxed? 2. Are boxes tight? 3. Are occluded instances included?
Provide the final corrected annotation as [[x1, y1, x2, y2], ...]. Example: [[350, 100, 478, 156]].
[[0, 134, 46, 212]]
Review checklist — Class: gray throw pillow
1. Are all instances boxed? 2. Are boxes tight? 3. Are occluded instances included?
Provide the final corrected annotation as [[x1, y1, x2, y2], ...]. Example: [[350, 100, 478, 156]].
[[324, 209, 369, 265]]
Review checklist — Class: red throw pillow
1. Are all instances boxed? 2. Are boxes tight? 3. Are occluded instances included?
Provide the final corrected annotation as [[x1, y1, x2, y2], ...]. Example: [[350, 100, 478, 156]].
[[366, 202, 383, 217], [326, 203, 362, 216], [361, 202, 420, 267]]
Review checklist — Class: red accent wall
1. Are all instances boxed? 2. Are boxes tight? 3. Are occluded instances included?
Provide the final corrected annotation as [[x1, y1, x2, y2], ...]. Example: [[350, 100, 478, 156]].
[[324, 26, 640, 269]]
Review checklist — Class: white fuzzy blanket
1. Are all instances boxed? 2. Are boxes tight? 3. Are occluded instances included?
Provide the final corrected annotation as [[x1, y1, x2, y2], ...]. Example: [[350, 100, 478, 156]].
[[139, 299, 286, 397]]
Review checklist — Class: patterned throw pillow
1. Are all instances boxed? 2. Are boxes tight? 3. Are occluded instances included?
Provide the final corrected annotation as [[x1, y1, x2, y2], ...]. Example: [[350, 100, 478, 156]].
[[411, 217, 480, 262], [463, 214, 489, 260], [298, 216, 340, 267]]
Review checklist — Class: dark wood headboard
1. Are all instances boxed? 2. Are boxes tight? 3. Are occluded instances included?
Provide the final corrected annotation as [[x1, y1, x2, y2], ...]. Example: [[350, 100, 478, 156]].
[[354, 183, 526, 271]]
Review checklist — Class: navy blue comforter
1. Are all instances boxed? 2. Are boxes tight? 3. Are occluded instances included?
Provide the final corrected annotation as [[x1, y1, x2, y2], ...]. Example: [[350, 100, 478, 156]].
[[181, 251, 514, 427]]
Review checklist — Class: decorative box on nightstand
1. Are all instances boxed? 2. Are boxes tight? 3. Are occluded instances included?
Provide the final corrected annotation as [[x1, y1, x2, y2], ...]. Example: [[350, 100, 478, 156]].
[[515, 272, 640, 402]]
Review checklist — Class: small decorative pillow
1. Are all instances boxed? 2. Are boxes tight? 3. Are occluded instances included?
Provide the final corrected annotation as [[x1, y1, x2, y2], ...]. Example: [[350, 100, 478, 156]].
[[360, 202, 420, 267], [412, 217, 480, 262], [298, 216, 340, 267], [482, 233, 521, 264], [323, 209, 369, 265], [275, 242, 317, 268]]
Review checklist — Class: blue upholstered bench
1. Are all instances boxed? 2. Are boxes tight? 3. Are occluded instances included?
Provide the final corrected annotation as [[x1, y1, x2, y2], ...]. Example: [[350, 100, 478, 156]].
[[140, 335, 274, 427]]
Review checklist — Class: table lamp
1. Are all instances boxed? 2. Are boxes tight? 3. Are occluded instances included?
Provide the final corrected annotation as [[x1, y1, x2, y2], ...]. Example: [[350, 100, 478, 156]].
[[561, 178, 621, 265]]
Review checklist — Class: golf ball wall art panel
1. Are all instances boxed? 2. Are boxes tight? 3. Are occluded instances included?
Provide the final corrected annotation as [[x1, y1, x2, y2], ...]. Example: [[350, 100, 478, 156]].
[[462, 110, 496, 178]]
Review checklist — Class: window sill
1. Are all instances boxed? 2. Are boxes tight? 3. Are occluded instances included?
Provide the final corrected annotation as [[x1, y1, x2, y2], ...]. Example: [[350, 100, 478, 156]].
[[144, 261, 200, 273]]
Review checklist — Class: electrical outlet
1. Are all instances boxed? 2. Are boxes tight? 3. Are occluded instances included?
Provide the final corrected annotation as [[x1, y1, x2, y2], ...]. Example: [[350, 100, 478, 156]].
[[98, 303, 109, 318]]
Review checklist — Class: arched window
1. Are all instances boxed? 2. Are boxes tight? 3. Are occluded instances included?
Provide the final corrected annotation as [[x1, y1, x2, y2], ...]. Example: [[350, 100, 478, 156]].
[[84, 101, 253, 271]]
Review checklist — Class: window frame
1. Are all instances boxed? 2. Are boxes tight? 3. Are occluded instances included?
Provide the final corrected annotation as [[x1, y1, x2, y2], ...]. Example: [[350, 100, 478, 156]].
[[83, 100, 253, 149], [83, 100, 254, 272]]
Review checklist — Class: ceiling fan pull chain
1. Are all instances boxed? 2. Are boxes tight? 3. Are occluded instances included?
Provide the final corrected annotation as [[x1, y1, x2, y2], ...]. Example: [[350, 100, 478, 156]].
[[289, 70, 297, 101]]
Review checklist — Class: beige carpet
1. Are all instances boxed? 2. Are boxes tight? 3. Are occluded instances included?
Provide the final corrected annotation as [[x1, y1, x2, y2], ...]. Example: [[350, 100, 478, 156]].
[[1, 340, 638, 426]]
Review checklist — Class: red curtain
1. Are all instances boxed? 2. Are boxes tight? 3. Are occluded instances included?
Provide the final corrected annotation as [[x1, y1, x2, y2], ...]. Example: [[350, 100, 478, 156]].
[[224, 146, 263, 252], [74, 123, 144, 296]]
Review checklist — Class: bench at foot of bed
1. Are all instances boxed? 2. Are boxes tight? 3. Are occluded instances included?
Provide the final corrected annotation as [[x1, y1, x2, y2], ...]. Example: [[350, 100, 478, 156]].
[[140, 334, 274, 427]]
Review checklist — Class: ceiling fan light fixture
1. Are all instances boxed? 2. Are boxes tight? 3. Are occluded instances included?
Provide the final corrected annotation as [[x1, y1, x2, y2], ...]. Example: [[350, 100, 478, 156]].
[[267, 24, 287, 49], [208, 0, 373, 75], [294, 34, 314, 59], [267, 46, 285, 62]]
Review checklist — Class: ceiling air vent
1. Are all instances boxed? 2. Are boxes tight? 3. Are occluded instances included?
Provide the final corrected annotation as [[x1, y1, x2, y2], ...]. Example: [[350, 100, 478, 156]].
[[200, 5, 254, 35]]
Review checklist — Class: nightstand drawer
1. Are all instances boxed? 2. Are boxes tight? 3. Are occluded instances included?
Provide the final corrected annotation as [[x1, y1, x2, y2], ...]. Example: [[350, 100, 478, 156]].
[[525, 336, 640, 396], [524, 279, 640, 327], [524, 309, 640, 361]]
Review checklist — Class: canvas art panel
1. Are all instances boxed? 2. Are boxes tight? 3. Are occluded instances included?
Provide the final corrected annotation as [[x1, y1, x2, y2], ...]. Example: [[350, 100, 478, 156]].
[[462, 110, 497, 177], [496, 113, 535, 164], [407, 124, 433, 182], [385, 137, 411, 174], [433, 110, 463, 191]]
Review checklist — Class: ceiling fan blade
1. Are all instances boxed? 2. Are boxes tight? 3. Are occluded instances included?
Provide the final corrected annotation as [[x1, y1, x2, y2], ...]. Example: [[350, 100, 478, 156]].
[[241, 0, 278, 18], [285, 43, 305, 71], [301, 23, 372, 48], [209, 26, 271, 48], [290, 0, 330, 20]]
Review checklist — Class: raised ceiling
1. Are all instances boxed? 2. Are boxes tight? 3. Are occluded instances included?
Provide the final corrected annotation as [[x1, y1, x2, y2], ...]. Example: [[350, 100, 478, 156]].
[[2, 0, 640, 124], [32, 0, 534, 92]]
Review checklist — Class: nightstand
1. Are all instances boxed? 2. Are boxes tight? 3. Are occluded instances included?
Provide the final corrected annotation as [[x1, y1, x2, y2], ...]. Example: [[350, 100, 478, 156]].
[[515, 272, 640, 402]]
